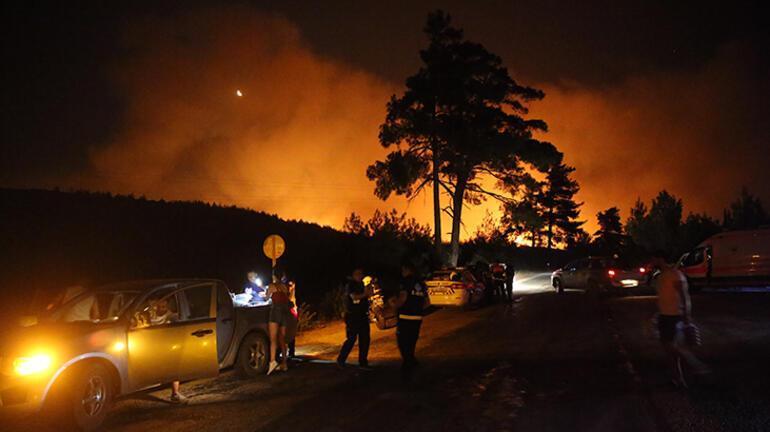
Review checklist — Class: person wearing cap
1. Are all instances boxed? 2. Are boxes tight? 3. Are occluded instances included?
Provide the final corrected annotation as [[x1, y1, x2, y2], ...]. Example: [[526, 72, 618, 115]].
[[336, 267, 374, 370], [390, 261, 430, 382]]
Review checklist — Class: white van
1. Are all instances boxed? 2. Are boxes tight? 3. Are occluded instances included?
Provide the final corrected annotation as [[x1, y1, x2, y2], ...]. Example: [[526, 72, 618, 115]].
[[678, 229, 770, 287]]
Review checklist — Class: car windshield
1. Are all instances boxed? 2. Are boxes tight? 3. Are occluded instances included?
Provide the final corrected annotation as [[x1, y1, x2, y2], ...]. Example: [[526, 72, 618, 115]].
[[41, 289, 139, 323]]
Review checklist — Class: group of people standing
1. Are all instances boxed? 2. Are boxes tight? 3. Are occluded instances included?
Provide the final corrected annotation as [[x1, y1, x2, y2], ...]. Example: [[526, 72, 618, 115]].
[[337, 261, 430, 381], [243, 270, 298, 375]]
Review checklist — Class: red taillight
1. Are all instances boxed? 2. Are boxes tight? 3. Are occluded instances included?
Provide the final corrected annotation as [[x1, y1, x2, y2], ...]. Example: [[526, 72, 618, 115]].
[[607, 269, 616, 277], [639, 267, 646, 273]]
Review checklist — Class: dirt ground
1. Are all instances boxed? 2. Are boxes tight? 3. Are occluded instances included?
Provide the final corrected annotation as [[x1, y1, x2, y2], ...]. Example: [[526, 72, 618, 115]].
[[6, 280, 770, 431]]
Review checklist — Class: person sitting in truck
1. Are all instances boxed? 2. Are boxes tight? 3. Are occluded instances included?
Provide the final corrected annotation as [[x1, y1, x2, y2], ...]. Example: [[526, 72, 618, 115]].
[[149, 297, 187, 403]]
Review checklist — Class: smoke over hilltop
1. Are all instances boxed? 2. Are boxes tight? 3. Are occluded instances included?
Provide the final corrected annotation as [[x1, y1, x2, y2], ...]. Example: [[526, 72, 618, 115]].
[[79, 7, 399, 227], [72, 6, 769, 237], [533, 39, 769, 226]]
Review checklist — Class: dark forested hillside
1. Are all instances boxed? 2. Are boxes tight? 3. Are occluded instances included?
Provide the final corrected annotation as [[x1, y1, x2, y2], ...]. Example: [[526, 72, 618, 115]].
[[0, 188, 402, 320]]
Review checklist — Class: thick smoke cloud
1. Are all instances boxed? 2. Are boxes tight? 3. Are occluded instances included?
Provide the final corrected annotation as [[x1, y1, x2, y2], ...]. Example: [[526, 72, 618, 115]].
[[531, 39, 769, 228], [78, 6, 405, 227], [76, 6, 768, 236]]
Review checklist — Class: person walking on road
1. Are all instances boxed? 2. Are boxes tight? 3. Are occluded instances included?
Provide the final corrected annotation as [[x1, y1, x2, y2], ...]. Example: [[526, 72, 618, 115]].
[[336, 267, 374, 370], [267, 271, 291, 375], [390, 261, 430, 382], [651, 251, 709, 387]]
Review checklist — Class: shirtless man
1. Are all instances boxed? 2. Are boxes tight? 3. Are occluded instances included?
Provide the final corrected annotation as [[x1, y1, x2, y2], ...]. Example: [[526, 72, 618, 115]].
[[651, 250, 709, 388]]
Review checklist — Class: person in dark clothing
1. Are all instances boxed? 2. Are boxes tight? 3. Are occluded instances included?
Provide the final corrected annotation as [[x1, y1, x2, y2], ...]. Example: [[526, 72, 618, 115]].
[[390, 261, 430, 382], [336, 267, 373, 370], [490, 263, 507, 302], [287, 280, 297, 358], [506, 261, 516, 302]]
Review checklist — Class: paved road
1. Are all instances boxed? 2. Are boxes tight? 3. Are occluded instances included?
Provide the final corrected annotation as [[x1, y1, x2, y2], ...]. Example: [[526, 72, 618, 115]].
[[10, 283, 770, 431]]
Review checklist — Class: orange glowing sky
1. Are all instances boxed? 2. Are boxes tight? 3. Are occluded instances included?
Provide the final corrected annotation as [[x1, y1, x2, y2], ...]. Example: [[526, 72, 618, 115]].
[[50, 7, 768, 239]]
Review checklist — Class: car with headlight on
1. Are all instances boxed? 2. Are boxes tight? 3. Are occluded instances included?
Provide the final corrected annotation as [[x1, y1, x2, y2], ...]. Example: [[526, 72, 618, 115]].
[[426, 268, 485, 307], [551, 257, 648, 294], [0, 279, 295, 431]]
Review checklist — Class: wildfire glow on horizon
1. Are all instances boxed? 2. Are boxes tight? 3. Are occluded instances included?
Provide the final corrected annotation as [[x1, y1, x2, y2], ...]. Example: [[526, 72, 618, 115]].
[[54, 6, 768, 240]]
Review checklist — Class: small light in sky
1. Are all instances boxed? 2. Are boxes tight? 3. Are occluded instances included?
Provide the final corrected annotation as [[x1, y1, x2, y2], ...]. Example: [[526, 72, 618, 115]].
[[236, 89, 243, 97]]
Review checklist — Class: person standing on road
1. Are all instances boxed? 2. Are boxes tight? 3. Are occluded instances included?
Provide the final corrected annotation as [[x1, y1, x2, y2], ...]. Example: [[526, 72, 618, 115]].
[[336, 267, 374, 370], [506, 261, 515, 302], [287, 279, 298, 358], [490, 263, 508, 302], [267, 271, 291, 375], [651, 251, 709, 387], [390, 261, 430, 382]]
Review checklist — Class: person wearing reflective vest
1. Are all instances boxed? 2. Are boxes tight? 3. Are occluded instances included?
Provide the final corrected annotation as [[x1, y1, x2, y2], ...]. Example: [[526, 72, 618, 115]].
[[390, 261, 430, 382]]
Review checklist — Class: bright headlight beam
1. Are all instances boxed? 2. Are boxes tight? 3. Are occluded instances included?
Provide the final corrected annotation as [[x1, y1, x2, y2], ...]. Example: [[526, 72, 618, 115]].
[[13, 354, 52, 376]]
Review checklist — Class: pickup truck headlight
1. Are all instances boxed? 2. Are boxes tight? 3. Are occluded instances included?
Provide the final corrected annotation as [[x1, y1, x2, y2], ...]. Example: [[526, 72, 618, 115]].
[[13, 354, 52, 376]]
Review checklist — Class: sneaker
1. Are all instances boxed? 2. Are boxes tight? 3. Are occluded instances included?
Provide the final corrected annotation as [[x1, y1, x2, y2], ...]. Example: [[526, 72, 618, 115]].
[[267, 361, 279, 376], [169, 393, 188, 404], [358, 364, 374, 371], [278, 363, 289, 372], [336, 360, 346, 370]]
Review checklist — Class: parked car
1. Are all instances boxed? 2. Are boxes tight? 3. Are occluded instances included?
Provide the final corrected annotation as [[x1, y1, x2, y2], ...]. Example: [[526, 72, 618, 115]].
[[0, 279, 296, 431], [551, 257, 648, 294], [426, 268, 485, 307], [678, 229, 770, 288]]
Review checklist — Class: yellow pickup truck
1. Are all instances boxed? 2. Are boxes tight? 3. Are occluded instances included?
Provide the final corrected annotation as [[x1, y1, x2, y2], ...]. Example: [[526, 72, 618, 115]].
[[0, 279, 295, 430]]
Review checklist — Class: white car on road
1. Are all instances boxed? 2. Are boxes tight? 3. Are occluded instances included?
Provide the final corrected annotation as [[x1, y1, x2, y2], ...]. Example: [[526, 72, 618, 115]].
[[426, 268, 485, 307]]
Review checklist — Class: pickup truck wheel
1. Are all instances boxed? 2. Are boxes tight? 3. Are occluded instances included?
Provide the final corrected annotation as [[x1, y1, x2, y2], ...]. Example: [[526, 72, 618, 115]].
[[237, 332, 269, 377], [49, 363, 112, 432]]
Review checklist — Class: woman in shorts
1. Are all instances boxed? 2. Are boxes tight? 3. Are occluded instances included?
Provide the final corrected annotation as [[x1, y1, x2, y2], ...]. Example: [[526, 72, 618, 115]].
[[267, 273, 291, 375]]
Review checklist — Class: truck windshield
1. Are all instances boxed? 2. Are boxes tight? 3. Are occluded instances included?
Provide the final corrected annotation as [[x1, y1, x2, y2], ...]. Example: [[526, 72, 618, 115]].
[[42, 290, 139, 323]]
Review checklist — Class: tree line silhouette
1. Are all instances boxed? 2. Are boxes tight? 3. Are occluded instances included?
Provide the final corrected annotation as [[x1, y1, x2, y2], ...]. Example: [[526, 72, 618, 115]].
[[0, 188, 426, 322]]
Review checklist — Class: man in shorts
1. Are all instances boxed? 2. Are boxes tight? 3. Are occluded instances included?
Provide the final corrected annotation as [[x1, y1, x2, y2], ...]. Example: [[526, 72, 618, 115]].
[[651, 250, 709, 387]]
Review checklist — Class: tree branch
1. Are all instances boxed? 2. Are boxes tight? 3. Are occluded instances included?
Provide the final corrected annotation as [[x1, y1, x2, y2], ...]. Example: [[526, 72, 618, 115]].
[[407, 176, 433, 202], [466, 183, 513, 203], [442, 205, 454, 219], [437, 179, 455, 197]]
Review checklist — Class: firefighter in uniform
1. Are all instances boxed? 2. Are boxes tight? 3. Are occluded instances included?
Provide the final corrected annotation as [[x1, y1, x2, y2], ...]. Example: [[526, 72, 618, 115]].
[[336, 267, 374, 370], [390, 261, 430, 382]]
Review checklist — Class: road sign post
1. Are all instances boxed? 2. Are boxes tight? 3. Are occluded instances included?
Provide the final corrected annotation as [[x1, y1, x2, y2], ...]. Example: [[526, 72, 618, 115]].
[[262, 234, 286, 276]]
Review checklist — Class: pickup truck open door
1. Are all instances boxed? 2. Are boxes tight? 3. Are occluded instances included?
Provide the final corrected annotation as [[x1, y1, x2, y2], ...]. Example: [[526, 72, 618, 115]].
[[127, 283, 219, 391]]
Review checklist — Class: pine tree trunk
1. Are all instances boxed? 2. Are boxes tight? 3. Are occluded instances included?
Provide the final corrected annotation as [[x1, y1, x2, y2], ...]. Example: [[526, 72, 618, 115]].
[[547, 206, 554, 250], [448, 176, 467, 266], [432, 147, 442, 259]]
